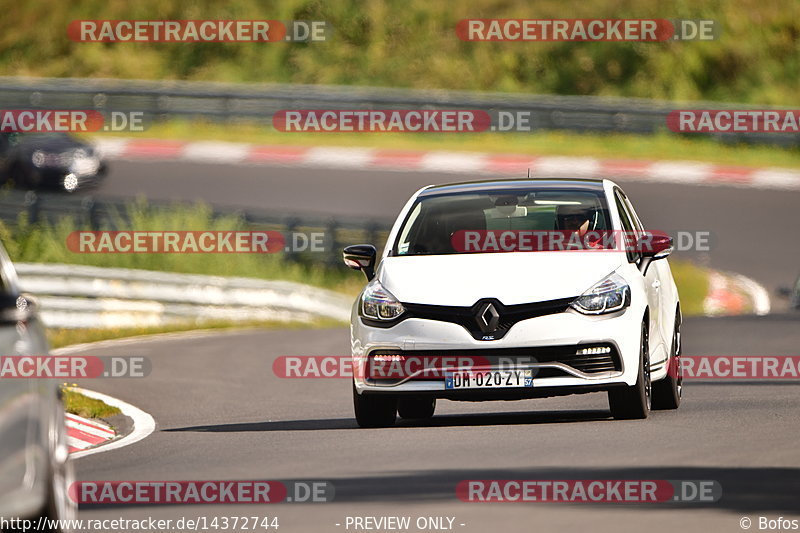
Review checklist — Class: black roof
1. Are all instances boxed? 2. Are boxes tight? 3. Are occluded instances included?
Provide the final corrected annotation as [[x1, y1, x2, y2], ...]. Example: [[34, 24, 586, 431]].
[[418, 178, 606, 197]]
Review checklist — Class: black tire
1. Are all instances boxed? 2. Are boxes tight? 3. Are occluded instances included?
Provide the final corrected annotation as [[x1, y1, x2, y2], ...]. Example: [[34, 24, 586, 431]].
[[398, 397, 436, 419], [353, 382, 397, 428], [652, 309, 682, 410], [10, 161, 37, 189], [608, 321, 651, 420], [9, 161, 26, 187]]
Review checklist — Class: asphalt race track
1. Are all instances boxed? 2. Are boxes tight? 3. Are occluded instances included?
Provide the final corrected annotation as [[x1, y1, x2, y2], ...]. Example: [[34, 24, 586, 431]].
[[70, 160, 800, 532]]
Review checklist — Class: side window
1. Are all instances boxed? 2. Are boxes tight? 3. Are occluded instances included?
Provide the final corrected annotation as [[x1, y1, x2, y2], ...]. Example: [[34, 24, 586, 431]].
[[395, 202, 423, 255], [621, 193, 645, 233], [614, 191, 639, 263]]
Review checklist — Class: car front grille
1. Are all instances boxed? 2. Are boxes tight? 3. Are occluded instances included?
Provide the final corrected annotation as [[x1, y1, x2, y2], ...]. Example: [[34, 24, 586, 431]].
[[399, 297, 577, 340]]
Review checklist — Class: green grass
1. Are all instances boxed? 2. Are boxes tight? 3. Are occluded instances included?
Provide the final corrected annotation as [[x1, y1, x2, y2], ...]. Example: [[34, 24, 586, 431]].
[[47, 318, 345, 349], [61, 387, 121, 419], [670, 260, 710, 317], [99, 118, 800, 169], [2, 0, 798, 105], [0, 198, 367, 295]]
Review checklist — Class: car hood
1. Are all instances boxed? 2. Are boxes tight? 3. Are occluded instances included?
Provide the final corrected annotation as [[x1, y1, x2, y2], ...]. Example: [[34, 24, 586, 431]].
[[379, 252, 626, 306]]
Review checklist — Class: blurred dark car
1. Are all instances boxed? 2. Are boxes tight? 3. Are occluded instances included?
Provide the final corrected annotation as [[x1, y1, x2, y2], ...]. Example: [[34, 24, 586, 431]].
[[0, 132, 107, 192], [778, 275, 800, 310]]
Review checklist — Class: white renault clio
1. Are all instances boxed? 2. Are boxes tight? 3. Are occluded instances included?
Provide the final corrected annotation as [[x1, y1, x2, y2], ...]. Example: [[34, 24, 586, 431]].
[[345, 178, 682, 427]]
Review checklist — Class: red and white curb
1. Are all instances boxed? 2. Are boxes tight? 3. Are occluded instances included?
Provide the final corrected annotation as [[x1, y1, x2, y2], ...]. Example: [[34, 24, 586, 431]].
[[67, 413, 115, 453], [51, 329, 157, 461], [93, 137, 800, 191], [704, 271, 771, 316]]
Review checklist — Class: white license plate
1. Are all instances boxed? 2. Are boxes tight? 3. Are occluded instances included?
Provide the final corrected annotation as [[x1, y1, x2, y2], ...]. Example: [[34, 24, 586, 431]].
[[445, 370, 533, 390]]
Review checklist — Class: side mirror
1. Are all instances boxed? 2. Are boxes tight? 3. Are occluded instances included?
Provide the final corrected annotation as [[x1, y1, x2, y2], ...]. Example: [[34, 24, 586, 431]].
[[343, 244, 377, 281], [638, 233, 673, 260], [0, 293, 35, 324]]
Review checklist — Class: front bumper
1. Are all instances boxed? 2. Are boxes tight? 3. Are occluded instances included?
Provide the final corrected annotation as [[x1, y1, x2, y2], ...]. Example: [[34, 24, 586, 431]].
[[352, 305, 643, 399], [30, 161, 105, 191]]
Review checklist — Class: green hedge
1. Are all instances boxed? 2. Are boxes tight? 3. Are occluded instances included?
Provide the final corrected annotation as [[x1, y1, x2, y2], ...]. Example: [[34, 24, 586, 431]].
[[1, 0, 797, 104]]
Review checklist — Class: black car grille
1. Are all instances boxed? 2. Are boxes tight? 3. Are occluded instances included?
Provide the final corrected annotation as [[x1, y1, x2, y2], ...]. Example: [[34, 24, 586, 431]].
[[364, 297, 576, 340]]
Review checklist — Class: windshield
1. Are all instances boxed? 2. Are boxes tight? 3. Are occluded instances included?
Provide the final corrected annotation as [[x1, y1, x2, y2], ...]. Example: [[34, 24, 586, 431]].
[[393, 188, 613, 256]]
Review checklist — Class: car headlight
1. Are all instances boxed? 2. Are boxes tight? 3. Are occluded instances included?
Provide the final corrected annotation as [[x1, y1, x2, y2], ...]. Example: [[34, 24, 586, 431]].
[[32, 150, 45, 167], [571, 272, 630, 315], [360, 280, 405, 321]]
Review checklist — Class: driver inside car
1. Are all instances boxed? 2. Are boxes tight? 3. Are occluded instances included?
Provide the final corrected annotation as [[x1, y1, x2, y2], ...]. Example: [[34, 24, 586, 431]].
[[555, 204, 602, 249]]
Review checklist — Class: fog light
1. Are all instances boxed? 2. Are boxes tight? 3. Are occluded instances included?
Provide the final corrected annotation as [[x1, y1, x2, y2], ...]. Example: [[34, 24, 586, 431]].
[[372, 354, 404, 362], [63, 173, 79, 192], [576, 346, 612, 356], [369, 353, 407, 381]]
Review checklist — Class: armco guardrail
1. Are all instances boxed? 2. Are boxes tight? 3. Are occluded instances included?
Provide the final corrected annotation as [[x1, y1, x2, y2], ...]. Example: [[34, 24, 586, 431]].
[[16, 263, 353, 329], [0, 76, 796, 146]]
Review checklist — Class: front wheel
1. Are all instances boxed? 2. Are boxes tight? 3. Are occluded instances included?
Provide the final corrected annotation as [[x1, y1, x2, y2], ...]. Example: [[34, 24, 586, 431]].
[[10, 161, 29, 187], [652, 309, 682, 410], [398, 397, 436, 420], [353, 382, 397, 428], [608, 321, 651, 420]]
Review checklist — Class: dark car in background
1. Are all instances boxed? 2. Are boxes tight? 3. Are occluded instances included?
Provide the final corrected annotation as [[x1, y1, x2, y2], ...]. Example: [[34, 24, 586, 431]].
[[0, 132, 106, 192], [778, 275, 800, 310]]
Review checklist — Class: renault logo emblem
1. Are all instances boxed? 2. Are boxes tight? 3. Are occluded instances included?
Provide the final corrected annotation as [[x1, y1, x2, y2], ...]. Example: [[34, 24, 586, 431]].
[[476, 302, 500, 333]]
